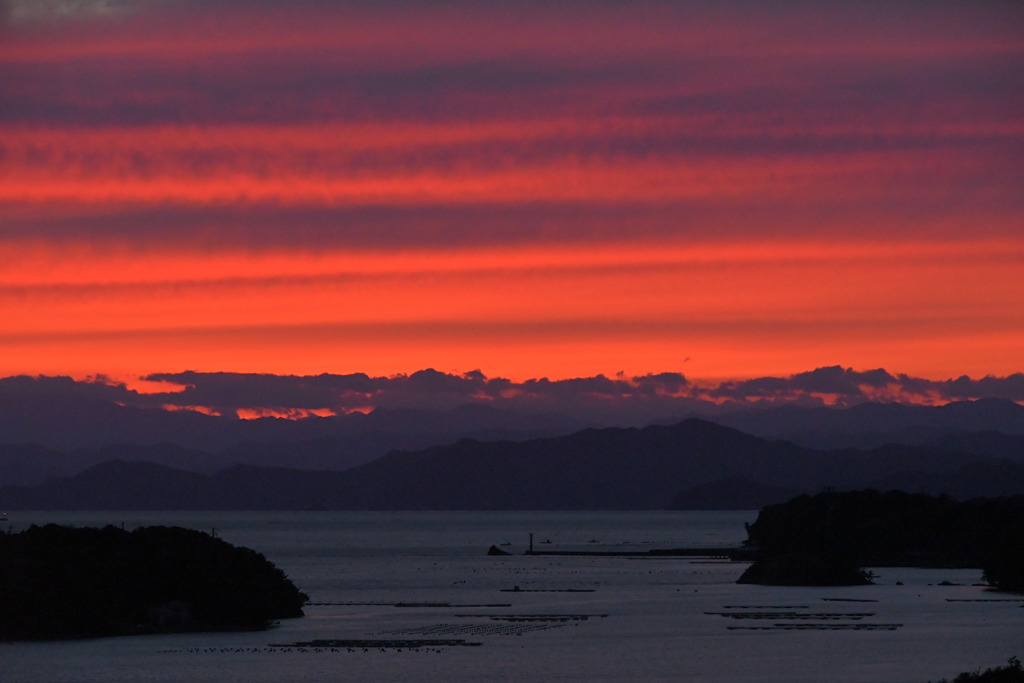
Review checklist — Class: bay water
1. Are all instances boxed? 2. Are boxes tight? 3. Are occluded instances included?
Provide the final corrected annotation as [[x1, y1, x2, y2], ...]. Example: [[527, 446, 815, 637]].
[[2, 511, 1020, 682]]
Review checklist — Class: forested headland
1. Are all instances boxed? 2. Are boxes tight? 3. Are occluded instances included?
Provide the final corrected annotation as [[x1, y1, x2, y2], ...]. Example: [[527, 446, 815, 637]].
[[738, 490, 1024, 588], [0, 524, 308, 641]]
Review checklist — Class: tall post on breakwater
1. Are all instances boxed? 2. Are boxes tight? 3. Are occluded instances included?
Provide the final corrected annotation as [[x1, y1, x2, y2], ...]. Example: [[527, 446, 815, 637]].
[[529, 533, 534, 554]]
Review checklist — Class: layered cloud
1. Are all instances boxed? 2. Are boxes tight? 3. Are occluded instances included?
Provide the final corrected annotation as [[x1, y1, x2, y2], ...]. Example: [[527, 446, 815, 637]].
[[2, 367, 1021, 424], [0, 1, 1021, 382], [706, 366, 1024, 404], [135, 366, 1024, 413]]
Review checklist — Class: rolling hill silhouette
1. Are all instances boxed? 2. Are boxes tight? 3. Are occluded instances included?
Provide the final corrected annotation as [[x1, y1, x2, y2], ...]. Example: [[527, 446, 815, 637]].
[[3, 419, 1021, 510]]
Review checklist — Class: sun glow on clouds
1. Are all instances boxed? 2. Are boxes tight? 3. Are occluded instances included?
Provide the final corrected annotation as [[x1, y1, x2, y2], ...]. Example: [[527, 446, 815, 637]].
[[0, 1, 1021, 385], [234, 407, 339, 420], [77, 366, 1023, 422]]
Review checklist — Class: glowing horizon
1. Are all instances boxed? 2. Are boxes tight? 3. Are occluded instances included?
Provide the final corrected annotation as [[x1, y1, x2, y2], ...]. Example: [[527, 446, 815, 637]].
[[2, 1, 1021, 385]]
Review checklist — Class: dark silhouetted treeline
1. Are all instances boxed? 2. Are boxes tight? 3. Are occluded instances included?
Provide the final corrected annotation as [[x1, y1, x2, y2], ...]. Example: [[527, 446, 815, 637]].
[[934, 657, 1024, 683], [739, 490, 1024, 590], [0, 524, 308, 641]]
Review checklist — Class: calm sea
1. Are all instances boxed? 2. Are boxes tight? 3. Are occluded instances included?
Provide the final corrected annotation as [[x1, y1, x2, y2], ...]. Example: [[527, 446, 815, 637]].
[[1, 511, 1020, 682]]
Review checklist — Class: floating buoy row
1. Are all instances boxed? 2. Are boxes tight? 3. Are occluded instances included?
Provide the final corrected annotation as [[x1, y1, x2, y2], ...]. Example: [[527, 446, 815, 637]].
[[727, 623, 902, 631], [723, 605, 810, 609], [306, 601, 393, 606], [499, 587, 596, 592], [706, 611, 874, 620], [158, 648, 282, 654], [156, 646, 456, 654], [382, 622, 558, 637], [272, 638, 482, 649], [454, 613, 608, 621]]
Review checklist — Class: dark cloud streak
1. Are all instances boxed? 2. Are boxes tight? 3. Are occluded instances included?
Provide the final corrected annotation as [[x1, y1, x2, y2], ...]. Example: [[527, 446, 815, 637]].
[[3, 366, 1018, 422], [5, 196, 1021, 251]]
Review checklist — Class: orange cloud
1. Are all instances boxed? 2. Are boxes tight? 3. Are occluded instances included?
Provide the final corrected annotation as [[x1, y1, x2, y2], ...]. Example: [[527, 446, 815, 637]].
[[1, 1, 1020, 384], [1, 238, 1020, 381], [0, 131, 1006, 208]]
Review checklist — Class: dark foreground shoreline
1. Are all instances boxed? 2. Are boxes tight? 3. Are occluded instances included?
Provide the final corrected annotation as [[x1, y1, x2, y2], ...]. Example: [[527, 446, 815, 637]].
[[0, 524, 308, 641], [738, 490, 1024, 588]]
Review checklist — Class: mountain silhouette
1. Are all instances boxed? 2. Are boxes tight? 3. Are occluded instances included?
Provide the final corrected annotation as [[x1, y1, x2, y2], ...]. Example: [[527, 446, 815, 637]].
[[2, 394, 1022, 488], [3, 419, 1021, 510]]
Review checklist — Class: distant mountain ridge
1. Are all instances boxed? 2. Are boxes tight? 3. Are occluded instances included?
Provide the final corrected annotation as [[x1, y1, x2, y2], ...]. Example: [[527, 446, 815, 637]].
[[3, 418, 1022, 510], [1, 398, 1022, 488], [708, 397, 1024, 449], [0, 404, 587, 487]]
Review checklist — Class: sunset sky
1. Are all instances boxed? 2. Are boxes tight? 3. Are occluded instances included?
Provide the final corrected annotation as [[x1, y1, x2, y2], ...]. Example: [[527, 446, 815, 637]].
[[1, 0, 1022, 388]]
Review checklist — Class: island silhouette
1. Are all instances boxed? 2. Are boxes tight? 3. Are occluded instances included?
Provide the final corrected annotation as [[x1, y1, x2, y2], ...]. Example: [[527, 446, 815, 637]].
[[0, 524, 308, 641]]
